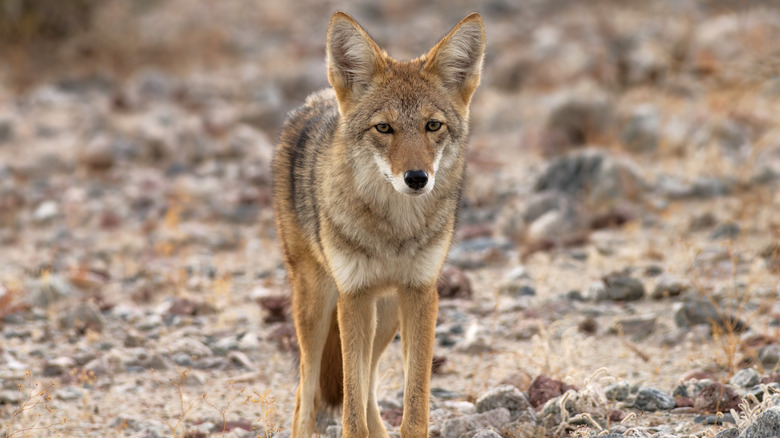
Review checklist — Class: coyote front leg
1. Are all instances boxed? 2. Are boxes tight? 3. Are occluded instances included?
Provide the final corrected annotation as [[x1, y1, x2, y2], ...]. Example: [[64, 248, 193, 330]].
[[398, 285, 438, 438], [338, 293, 377, 438]]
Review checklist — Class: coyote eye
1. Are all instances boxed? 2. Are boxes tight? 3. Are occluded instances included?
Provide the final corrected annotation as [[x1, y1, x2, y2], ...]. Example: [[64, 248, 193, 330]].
[[426, 120, 442, 132], [375, 123, 393, 134]]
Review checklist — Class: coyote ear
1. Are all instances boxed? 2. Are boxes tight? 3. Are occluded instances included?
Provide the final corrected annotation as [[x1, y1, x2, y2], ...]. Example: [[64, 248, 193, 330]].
[[425, 13, 485, 104], [327, 12, 385, 105]]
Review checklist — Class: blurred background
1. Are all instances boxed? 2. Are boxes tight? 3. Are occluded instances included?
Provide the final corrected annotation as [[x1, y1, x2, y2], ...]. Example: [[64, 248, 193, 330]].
[[1, 0, 780, 436]]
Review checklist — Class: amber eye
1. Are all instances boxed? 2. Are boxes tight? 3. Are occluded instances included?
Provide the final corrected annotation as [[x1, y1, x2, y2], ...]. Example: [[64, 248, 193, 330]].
[[375, 123, 393, 134], [426, 120, 442, 132]]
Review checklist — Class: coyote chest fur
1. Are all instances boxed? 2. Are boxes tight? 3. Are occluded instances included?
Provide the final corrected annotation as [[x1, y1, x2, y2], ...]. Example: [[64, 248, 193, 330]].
[[272, 11, 484, 438]]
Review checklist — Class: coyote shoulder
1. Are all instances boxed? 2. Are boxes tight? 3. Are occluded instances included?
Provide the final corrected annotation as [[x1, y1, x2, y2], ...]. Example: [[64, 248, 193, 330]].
[[272, 11, 485, 438]]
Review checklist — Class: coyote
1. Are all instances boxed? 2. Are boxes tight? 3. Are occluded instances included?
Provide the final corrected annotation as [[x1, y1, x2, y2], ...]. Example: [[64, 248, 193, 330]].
[[272, 11, 485, 438]]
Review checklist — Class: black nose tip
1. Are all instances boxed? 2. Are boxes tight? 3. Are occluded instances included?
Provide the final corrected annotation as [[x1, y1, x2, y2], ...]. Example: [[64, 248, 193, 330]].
[[404, 170, 428, 190]]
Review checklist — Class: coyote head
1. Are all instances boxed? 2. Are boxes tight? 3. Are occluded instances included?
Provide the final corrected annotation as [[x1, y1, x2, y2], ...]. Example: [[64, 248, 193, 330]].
[[327, 12, 485, 196]]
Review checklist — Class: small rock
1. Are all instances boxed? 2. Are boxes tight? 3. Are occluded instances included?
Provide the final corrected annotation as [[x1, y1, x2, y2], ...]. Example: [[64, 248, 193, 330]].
[[56, 387, 83, 401], [534, 149, 645, 205], [456, 322, 493, 354], [620, 105, 660, 154], [610, 314, 656, 339], [541, 93, 614, 155], [42, 356, 76, 377], [441, 408, 511, 438], [633, 387, 675, 411], [584, 281, 607, 301], [715, 429, 740, 438], [80, 134, 116, 170], [605, 382, 631, 401], [169, 337, 212, 358], [694, 413, 736, 425], [730, 368, 760, 388], [738, 406, 780, 438], [674, 299, 747, 333], [758, 344, 780, 369], [652, 275, 689, 299], [689, 212, 717, 231], [437, 266, 473, 299], [710, 222, 741, 240], [0, 118, 14, 143], [694, 383, 741, 413], [33, 201, 59, 223], [475, 385, 531, 421], [528, 375, 575, 408], [603, 273, 645, 301], [471, 430, 501, 438], [59, 302, 105, 333]]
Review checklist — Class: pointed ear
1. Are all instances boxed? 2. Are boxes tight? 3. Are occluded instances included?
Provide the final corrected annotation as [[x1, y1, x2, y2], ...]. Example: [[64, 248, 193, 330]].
[[327, 12, 386, 105], [424, 13, 485, 104]]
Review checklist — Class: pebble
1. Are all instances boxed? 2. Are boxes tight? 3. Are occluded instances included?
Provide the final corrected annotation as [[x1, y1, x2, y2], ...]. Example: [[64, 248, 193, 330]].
[[651, 275, 689, 300], [694, 382, 741, 413], [710, 222, 741, 240], [605, 382, 631, 401], [58, 302, 105, 333], [437, 266, 473, 299], [620, 104, 660, 154], [610, 314, 656, 339], [603, 273, 645, 301], [528, 375, 574, 408], [80, 134, 117, 170], [456, 322, 493, 354], [633, 387, 675, 411], [674, 299, 747, 333], [739, 406, 780, 438], [441, 408, 511, 438], [475, 385, 531, 421], [471, 430, 502, 438], [56, 387, 84, 401], [33, 200, 59, 223], [730, 368, 760, 388], [715, 429, 740, 438]]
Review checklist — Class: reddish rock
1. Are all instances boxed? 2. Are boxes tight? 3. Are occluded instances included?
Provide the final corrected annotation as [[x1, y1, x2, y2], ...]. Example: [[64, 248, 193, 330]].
[[528, 375, 576, 408], [258, 295, 291, 323], [762, 373, 780, 385], [382, 408, 404, 427], [694, 383, 741, 413], [607, 409, 626, 423], [675, 396, 694, 408], [436, 266, 473, 299]]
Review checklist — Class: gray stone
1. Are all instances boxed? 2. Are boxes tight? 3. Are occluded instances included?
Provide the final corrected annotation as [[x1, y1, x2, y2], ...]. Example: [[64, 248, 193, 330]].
[[674, 299, 747, 333], [542, 94, 614, 154], [759, 344, 780, 369], [33, 200, 59, 223], [710, 222, 741, 240], [605, 382, 631, 401], [0, 118, 14, 143], [620, 105, 660, 154], [610, 315, 656, 339], [730, 368, 760, 388], [692, 176, 733, 199], [715, 429, 740, 438], [633, 387, 675, 411], [534, 149, 644, 204], [475, 385, 531, 421], [603, 275, 645, 301], [470, 429, 502, 438], [652, 275, 689, 299], [738, 406, 780, 438], [442, 408, 511, 438], [584, 281, 607, 302], [59, 302, 105, 333], [55, 387, 83, 400]]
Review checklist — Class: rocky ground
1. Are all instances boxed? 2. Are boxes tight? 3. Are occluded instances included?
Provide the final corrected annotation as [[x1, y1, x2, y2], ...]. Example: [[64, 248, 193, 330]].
[[1, 0, 780, 437]]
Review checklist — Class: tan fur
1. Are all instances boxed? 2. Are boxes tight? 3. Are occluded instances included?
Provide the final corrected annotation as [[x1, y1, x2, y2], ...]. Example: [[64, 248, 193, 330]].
[[272, 11, 485, 438]]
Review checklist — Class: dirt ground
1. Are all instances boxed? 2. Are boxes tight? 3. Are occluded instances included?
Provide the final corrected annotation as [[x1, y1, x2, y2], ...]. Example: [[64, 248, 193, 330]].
[[1, 1, 779, 437]]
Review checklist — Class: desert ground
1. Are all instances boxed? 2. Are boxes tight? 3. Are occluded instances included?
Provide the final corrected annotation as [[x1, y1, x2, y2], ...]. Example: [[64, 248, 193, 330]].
[[1, 1, 779, 437]]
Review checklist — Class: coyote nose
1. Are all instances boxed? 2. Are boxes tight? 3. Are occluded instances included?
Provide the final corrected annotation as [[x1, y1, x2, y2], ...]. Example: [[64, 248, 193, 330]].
[[404, 170, 428, 190]]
